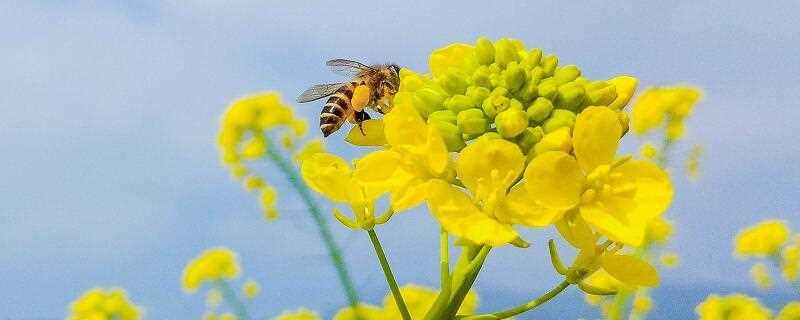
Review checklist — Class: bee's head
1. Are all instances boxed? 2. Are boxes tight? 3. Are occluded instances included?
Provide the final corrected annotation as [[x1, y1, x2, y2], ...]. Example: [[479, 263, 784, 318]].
[[381, 64, 401, 95]]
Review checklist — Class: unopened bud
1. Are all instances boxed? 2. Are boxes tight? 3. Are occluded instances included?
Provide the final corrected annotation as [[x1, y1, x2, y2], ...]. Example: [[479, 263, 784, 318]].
[[413, 87, 447, 117], [444, 94, 477, 113], [542, 109, 576, 133], [503, 62, 527, 92], [457, 108, 490, 136], [586, 81, 618, 106], [428, 110, 457, 125], [475, 37, 495, 65], [527, 97, 554, 123], [607, 75, 638, 110], [466, 86, 491, 102], [541, 54, 559, 76], [494, 38, 521, 67], [471, 66, 492, 88], [495, 108, 529, 138], [555, 82, 586, 111], [482, 94, 509, 119], [554, 65, 581, 85], [429, 120, 466, 151], [518, 81, 539, 102], [537, 78, 558, 101], [521, 48, 543, 69], [515, 126, 545, 153], [441, 69, 470, 95]]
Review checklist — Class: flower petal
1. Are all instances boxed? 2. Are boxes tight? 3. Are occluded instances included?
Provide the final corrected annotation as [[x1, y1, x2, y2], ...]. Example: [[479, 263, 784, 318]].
[[424, 126, 452, 176], [345, 119, 387, 146], [429, 43, 474, 79], [573, 106, 622, 173], [426, 180, 517, 246], [383, 95, 428, 147], [390, 178, 428, 212], [600, 254, 660, 287], [457, 137, 525, 196], [580, 203, 646, 246], [614, 160, 674, 221], [555, 214, 597, 251], [300, 153, 353, 203], [497, 183, 565, 227], [524, 151, 584, 210]]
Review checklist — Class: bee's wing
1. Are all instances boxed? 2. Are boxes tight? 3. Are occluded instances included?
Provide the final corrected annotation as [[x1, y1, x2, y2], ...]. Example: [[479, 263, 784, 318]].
[[296, 83, 346, 103], [326, 59, 373, 77]]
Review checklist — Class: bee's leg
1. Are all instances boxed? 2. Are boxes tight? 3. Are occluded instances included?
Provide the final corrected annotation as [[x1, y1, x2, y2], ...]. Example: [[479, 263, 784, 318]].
[[354, 111, 371, 136]]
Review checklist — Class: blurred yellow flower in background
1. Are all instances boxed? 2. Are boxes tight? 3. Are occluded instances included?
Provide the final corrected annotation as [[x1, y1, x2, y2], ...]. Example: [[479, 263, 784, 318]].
[[182, 247, 240, 292], [632, 86, 701, 137], [242, 279, 260, 299], [68, 288, 141, 320], [696, 294, 772, 320], [735, 219, 790, 257], [749, 263, 772, 290], [783, 236, 800, 281], [273, 308, 320, 320], [332, 284, 478, 320], [777, 302, 800, 320]]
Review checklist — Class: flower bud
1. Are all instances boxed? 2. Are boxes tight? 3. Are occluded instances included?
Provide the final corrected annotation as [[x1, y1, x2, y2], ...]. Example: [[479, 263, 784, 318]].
[[521, 48, 543, 69], [537, 78, 558, 101], [441, 69, 470, 95], [555, 82, 586, 111], [515, 126, 545, 153], [518, 81, 539, 102], [444, 94, 477, 113], [541, 54, 559, 76], [428, 110, 457, 125], [495, 108, 529, 138], [503, 62, 527, 92], [554, 65, 581, 85], [471, 66, 492, 88], [429, 120, 466, 151], [494, 38, 521, 67], [482, 94, 509, 119], [533, 127, 572, 157], [457, 108, 489, 136], [586, 81, 618, 106], [542, 109, 576, 133], [466, 86, 491, 102], [479, 132, 502, 140], [607, 75, 638, 110], [413, 87, 447, 117], [529, 66, 545, 85], [509, 98, 524, 111], [475, 37, 495, 65], [527, 97, 554, 123]]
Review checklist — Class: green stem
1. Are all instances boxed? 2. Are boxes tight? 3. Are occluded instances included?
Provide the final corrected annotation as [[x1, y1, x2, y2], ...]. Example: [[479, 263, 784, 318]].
[[367, 229, 411, 320], [444, 246, 490, 319], [463, 280, 571, 319], [441, 229, 450, 290], [215, 280, 249, 320], [424, 246, 479, 320], [264, 139, 361, 311]]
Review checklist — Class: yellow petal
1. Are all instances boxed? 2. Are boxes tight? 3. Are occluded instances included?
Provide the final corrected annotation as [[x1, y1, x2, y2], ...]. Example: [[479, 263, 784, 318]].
[[383, 96, 428, 147], [354, 150, 409, 197], [345, 119, 387, 146], [600, 254, 660, 287], [497, 183, 564, 227], [524, 151, 584, 210], [457, 137, 525, 195], [573, 106, 622, 173], [615, 160, 673, 220], [390, 178, 428, 212], [555, 214, 596, 250], [429, 43, 474, 79], [580, 203, 646, 246], [426, 179, 518, 246], [607, 76, 638, 110], [424, 126, 452, 176], [631, 89, 667, 134], [300, 153, 353, 203]]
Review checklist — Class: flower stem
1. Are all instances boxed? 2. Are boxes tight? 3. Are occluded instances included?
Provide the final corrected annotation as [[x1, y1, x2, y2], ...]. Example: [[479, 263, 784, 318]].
[[264, 139, 361, 311], [441, 229, 450, 290], [215, 280, 249, 320], [367, 229, 411, 320], [462, 280, 571, 319]]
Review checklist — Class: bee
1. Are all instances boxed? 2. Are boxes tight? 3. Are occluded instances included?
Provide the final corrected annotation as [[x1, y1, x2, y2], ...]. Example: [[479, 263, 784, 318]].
[[297, 59, 401, 137]]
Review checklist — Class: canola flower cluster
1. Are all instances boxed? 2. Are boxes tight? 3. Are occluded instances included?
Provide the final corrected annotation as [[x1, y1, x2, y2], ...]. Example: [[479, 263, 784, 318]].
[[218, 92, 317, 220], [182, 247, 262, 320], [632, 86, 701, 141], [734, 219, 800, 289], [67, 287, 141, 320]]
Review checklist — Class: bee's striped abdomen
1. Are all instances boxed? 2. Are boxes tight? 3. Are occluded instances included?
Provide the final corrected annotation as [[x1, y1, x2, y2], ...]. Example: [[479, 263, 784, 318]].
[[320, 82, 356, 137]]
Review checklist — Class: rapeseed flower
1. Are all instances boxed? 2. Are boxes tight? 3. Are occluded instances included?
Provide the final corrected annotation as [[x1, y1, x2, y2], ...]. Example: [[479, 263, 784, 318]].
[[778, 302, 800, 320], [242, 279, 260, 299], [735, 219, 790, 257], [182, 247, 240, 292], [273, 308, 321, 320], [524, 106, 673, 246], [68, 287, 141, 320], [783, 235, 800, 281], [695, 294, 772, 320], [632, 86, 701, 137], [750, 263, 772, 290], [218, 92, 309, 220]]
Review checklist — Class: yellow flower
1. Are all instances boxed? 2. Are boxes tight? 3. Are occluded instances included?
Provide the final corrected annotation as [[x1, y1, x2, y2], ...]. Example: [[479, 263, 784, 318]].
[[353, 99, 455, 213], [333, 304, 385, 320], [383, 285, 478, 319], [632, 294, 653, 313], [750, 263, 772, 290], [639, 143, 658, 160], [645, 216, 674, 243], [735, 219, 790, 257], [632, 86, 701, 135], [182, 247, 240, 292], [660, 252, 680, 268], [273, 309, 321, 320], [525, 106, 673, 246], [783, 236, 800, 281], [242, 279, 260, 299], [68, 288, 141, 320], [301, 152, 389, 228], [293, 139, 325, 164], [777, 302, 800, 320], [696, 294, 772, 320]]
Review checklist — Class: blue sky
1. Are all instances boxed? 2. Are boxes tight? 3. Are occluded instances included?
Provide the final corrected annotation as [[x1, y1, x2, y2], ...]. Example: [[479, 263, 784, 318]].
[[1, 1, 798, 319]]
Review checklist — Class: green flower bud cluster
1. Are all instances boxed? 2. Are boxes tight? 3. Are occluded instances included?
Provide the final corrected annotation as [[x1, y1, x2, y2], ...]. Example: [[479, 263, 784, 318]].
[[412, 37, 632, 155]]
